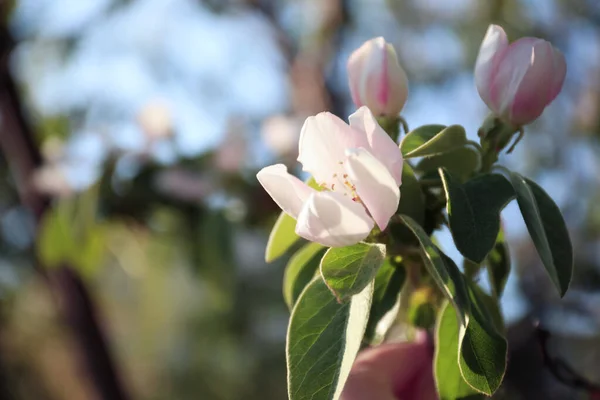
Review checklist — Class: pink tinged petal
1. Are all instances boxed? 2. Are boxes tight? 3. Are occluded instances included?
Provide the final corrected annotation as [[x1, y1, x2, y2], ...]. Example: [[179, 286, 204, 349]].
[[256, 164, 313, 219], [378, 41, 390, 108], [342, 338, 434, 400], [347, 37, 408, 117], [345, 148, 400, 231], [295, 191, 374, 247], [382, 43, 409, 116], [548, 48, 567, 101], [297, 112, 368, 193], [349, 107, 404, 186], [489, 37, 542, 119], [347, 40, 369, 107], [475, 24, 509, 107], [359, 38, 387, 114], [508, 40, 558, 125]]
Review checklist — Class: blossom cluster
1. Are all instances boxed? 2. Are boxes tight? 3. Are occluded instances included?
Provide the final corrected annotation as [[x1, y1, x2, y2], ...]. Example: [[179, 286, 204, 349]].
[[258, 24, 566, 248]]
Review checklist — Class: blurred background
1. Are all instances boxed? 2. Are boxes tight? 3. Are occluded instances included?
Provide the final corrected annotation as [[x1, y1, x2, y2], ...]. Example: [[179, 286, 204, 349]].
[[0, 0, 599, 399]]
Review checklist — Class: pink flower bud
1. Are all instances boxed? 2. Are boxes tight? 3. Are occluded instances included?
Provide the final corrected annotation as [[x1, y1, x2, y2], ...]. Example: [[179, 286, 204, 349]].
[[347, 37, 409, 117], [341, 332, 438, 400], [475, 25, 566, 126]]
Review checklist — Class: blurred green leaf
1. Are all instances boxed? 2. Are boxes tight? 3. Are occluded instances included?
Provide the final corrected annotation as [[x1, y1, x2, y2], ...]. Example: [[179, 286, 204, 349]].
[[287, 278, 373, 400], [37, 205, 76, 268], [37, 199, 107, 277], [399, 215, 470, 326], [73, 224, 108, 278], [435, 302, 483, 400], [441, 170, 514, 263], [365, 259, 405, 343], [265, 212, 299, 263], [408, 293, 436, 330], [283, 242, 326, 310], [501, 170, 573, 296], [486, 228, 511, 298], [416, 146, 481, 180], [401, 125, 467, 158], [320, 242, 385, 303]]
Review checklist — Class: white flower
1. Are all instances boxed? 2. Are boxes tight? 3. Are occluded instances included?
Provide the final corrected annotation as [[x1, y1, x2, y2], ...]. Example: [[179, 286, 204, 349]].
[[257, 107, 403, 247]]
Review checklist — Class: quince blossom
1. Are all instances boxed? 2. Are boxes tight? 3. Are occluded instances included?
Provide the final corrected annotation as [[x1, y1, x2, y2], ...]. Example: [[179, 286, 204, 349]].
[[257, 107, 403, 247]]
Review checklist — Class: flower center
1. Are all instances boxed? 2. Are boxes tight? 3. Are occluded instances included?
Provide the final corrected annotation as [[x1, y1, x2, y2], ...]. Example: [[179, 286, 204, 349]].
[[318, 161, 362, 203]]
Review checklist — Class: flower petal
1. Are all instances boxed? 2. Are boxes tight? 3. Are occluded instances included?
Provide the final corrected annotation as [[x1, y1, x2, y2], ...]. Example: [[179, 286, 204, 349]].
[[295, 191, 373, 247], [549, 48, 567, 102], [256, 164, 313, 219], [489, 37, 541, 118], [347, 40, 371, 108], [383, 43, 409, 116], [349, 106, 403, 185], [298, 112, 368, 192], [475, 25, 509, 107], [345, 148, 400, 230], [508, 40, 557, 125]]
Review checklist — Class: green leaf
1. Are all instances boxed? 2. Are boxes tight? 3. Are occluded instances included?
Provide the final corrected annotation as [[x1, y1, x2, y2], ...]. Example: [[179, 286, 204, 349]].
[[501, 171, 573, 296], [37, 200, 106, 277], [470, 284, 505, 333], [397, 162, 425, 224], [401, 125, 467, 158], [441, 170, 514, 263], [287, 277, 374, 400], [320, 243, 386, 302], [283, 242, 326, 309], [73, 224, 107, 278], [435, 302, 483, 400], [458, 281, 507, 396], [486, 228, 511, 298], [265, 212, 300, 262], [365, 259, 406, 343], [398, 215, 470, 326], [37, 205, 76, 268], [416, 146, 481, 181]]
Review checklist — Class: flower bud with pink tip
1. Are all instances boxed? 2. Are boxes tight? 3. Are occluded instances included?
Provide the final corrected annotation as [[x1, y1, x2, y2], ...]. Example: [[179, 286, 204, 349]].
[[347, 37, 409, 118], [475, 24, 566, 127]]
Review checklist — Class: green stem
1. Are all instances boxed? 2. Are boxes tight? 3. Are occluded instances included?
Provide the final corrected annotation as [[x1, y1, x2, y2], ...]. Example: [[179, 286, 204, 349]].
[[478, 115, 520, 173]]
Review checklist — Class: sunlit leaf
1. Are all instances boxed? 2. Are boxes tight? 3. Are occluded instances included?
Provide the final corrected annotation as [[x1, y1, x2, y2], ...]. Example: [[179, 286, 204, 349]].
[[266, 212, 300, 263], [283, 242, 326, 309], [401, 125, 467, 158], [416, 146, 481, 180], [287, 278, 374, 400], [458, 282, 507, 396], [435, 302, 483, 400], [320, 242, 385, 302]]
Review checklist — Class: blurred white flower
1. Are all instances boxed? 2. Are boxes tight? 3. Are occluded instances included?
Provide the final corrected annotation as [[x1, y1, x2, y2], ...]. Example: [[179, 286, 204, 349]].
[[137, 99, 173, 141], [214, 122, 248, 173], [260, 115, 302, 157], [32, 164, 73, 198]]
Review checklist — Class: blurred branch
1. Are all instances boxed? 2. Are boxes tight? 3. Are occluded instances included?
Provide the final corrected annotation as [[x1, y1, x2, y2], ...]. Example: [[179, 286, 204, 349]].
[[0, 13, 130, 400], [537, 326, 600, 395]]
